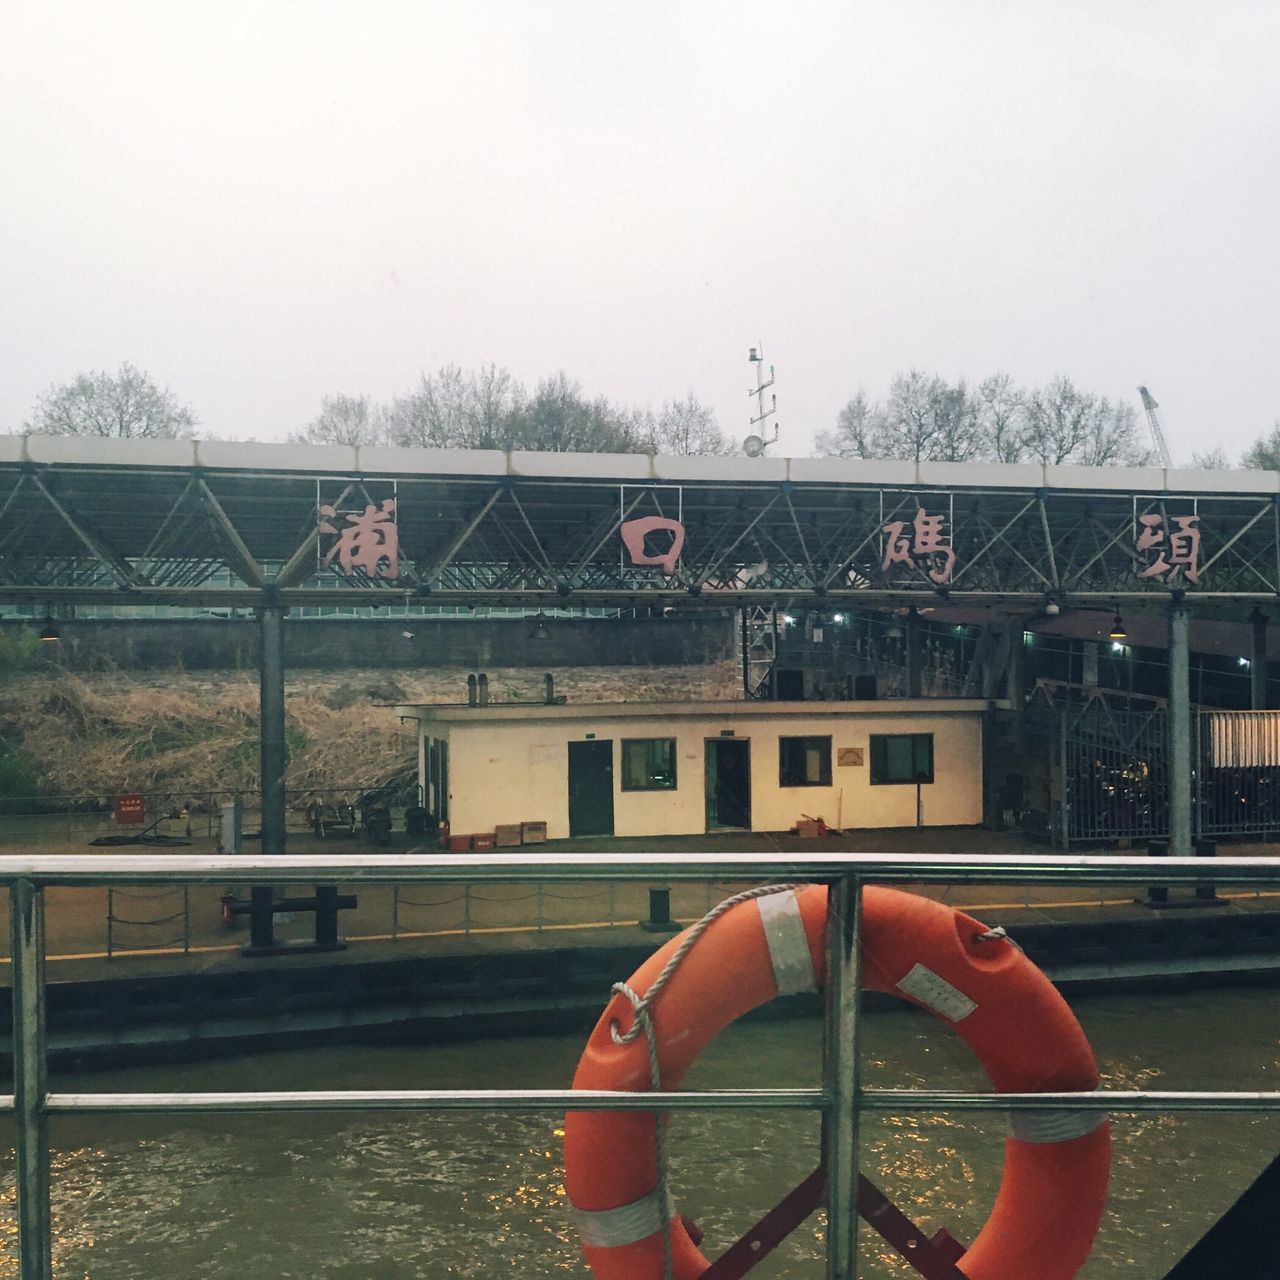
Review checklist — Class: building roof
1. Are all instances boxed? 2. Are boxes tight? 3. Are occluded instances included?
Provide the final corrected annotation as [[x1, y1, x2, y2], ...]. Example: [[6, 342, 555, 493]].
[[394, 698, 1001, 723]]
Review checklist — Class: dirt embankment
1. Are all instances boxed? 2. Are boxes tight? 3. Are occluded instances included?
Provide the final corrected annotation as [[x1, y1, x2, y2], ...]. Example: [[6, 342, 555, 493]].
[[1, 661, 741, 799]]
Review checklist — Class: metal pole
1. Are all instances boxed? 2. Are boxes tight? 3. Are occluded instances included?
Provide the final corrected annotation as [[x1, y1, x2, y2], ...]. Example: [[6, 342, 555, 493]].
[[11, 879, 52, 1280], [1251, 609, 1268, 710], [258, 600, 287, 856], [1169, 598, 1193, 856], [905, 608, 922, 699], [823, 874, 862, 1279], [1006, 618, 1026, 748], [740, 608, 751, 698]]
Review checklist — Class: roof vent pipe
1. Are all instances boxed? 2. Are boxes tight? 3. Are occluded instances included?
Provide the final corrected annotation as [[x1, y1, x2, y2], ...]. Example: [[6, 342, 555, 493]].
[[467, 674, 477, 707], [477, 673, 489, 706], [545, 673, 556, 704]]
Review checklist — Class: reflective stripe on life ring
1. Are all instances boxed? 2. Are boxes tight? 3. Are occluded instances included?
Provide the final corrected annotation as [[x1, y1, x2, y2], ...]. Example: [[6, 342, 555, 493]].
[[564, 885, 1110, 1280]]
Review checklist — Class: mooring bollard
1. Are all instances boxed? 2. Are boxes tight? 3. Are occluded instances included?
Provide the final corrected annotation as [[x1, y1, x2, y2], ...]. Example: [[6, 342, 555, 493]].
[[641, 887, 680, 933], [1146, 841, 1169, 906], [1194, 837, 1218, 902]]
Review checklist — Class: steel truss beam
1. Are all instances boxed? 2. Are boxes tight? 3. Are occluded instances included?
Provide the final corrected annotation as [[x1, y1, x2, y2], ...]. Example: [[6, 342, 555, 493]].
[[4, 460, 1280, 614]]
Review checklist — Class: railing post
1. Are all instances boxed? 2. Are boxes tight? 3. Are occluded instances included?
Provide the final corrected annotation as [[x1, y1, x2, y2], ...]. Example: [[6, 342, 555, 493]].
[[824, 873, 862, 1279], [11, 878, 52, 1280]]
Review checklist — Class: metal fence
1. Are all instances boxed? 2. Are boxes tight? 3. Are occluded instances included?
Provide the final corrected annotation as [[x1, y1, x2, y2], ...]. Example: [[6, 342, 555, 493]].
[[5, 849, 1280, 1279], [1197, 710, 1280, 839]]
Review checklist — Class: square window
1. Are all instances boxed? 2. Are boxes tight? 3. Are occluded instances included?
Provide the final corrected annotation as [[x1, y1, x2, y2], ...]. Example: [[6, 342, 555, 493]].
[[869, 734, 934, 785], [779, 736, 832, 787], [621, 738, 678, 791]]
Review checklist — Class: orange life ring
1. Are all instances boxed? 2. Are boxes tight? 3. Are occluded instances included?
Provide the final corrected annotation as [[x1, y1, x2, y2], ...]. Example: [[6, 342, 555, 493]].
[[564, 885, 1110, 1280]]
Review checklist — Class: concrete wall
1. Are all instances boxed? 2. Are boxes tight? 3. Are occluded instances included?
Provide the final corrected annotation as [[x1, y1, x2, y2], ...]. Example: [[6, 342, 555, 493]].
[[431, 708, 985, 839], [4, 614, 734, 672]]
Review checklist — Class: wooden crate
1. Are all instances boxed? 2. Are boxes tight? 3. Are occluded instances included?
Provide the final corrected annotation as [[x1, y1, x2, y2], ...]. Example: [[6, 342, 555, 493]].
[[471, 832, 496, 850], [521, 821, 548, 844], [446, 833, 471, 852], [495, 824, 523, 847]]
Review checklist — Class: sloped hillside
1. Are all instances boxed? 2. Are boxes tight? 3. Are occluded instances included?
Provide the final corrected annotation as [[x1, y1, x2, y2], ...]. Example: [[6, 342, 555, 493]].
[[0, 661, 741, 799]]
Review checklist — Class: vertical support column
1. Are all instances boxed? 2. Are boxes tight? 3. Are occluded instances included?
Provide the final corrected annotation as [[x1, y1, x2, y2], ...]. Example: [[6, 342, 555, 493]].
[[258, 598, 287, 856], [905, 607, 923, 699], [1251, 609, 1269, 710], [824, 874, 862, 1280], [11, 879, 52, 1280], [1005, 619, 1026, 724], [740, 608, 751, 698], [1168, 598, 1192, 856]]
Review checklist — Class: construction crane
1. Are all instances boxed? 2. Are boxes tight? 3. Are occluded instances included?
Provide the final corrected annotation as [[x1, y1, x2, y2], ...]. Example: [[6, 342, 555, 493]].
[[1137, 385, 1173, 468]]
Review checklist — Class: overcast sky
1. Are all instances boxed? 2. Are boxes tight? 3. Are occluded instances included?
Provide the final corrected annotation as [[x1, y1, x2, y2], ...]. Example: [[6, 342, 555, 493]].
[[3, 1, 1278, 462]]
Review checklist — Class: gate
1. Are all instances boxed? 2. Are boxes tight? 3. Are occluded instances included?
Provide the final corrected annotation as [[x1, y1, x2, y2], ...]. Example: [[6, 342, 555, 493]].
[[1023, 684, 1169, 846]]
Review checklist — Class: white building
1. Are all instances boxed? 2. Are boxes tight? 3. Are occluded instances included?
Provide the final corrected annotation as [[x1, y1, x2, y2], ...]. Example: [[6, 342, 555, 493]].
[[394, 698, 994, 840]]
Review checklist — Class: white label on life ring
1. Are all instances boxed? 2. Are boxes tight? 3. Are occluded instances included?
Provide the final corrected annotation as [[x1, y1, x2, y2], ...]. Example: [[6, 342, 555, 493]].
[[896, 963, 977, 1022], [756, 890, 817, 996]]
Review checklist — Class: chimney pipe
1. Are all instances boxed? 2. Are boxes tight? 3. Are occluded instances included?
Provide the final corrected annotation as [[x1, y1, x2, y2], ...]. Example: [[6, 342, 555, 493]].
[[466, 673, 477, 706], [545, 673, 555, 704], [477, 673, 489, 706]]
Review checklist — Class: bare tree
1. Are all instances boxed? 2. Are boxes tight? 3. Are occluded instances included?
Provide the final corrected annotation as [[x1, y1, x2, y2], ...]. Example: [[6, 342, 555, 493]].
[[976, 373, 1025, 462], [1190, 447, 1232, 470], [1242, 424, 1280, 470], [1020, 376, 1149, 467], [815, 390, 884, 458], [878, 370, 986, 462], [385, 364, 475, 448], [24, 363, 197, 438], [645, 392, 734, 455], [504, 372, 639, 452], [290, 393, 385, 446]]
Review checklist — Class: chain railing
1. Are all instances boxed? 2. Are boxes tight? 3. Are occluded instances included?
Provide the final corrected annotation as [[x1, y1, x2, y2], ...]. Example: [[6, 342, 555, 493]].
[[6, 850, 1280, 1279]]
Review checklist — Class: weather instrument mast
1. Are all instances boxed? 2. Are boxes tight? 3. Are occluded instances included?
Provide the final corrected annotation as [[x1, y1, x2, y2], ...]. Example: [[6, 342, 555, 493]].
[[743, 344, 779, 456], [1137, 385, 1173, 468]]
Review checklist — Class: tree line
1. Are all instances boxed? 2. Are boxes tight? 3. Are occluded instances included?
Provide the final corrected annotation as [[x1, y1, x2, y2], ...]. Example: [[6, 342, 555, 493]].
[[13, 360, 1280, 469], [816, 370, 1155, 466], [14, 362, 734, 456], [293, 366, 734, 455]]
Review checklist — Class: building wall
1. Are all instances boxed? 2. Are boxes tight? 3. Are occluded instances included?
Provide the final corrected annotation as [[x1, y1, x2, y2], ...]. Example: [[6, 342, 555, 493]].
[[430, 709, 984, 839]]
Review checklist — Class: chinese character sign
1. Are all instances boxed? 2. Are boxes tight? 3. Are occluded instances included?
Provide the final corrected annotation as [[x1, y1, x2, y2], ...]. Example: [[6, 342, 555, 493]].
[[319, 499, 400, 579], [620, 516, 685, 576], [881, 508, 956, 585], [1136, 513, 1201, 584]]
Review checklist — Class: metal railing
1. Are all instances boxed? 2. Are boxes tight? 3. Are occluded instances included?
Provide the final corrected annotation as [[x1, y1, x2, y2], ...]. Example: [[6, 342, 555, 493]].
[[6, 850, 1280, 1279]]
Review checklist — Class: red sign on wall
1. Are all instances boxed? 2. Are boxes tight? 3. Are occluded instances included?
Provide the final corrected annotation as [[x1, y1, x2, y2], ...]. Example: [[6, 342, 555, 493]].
[[115, 793, 145, 825]]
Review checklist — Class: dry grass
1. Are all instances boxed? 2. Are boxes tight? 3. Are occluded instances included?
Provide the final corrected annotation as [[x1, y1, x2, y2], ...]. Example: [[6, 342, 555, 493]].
[[3, 661, 740, 800]]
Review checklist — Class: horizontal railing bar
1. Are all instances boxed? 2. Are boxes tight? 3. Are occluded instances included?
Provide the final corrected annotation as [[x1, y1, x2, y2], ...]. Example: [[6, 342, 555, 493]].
[[863, 1089, 1280, 1112], [15, 1088, 1276, 1116], [42, 1088, 827, 1114], [0, 851, 1275, 886]]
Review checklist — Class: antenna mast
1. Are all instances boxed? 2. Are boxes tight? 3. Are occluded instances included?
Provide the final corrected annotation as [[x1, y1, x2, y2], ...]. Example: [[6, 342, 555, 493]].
[[1137, 385, 1173, 468], [743, 344, 779, 456]]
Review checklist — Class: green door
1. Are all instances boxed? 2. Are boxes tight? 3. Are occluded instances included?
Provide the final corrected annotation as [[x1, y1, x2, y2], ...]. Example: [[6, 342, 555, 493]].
[[568, 740, 615, 837]]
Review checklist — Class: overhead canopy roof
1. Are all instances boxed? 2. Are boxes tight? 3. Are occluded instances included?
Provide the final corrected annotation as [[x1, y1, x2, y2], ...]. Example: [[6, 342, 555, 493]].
[[2, 434, 1277, 615]]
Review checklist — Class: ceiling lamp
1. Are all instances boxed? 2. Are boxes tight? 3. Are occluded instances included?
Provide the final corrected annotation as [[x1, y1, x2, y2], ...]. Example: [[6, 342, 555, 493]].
[[1108, 613, 1128, 642], [38, 617, 60, 643], [885, 620, 904, 640]]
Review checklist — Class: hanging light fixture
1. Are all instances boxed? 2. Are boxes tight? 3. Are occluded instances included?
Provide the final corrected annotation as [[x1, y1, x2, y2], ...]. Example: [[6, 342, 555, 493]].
[[1108, 612, 1128, 642], [38, 616, 60, 643], [885, 618, 904, 640]]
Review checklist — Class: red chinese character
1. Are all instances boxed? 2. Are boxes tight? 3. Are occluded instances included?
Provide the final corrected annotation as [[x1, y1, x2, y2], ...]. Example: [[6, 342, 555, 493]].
[[620, 516, 685, 576], [319, 499, 399, 579], [881, 508, 955, 585], [1137, 513, 1200, 584]]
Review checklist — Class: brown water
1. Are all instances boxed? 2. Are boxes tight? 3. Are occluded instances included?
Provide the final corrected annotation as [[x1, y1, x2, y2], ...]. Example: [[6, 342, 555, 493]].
[[7, 987, 1279, 1278]]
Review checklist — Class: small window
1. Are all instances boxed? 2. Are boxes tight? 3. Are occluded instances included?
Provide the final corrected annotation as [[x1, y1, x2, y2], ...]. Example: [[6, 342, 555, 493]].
[[621, 738, 678, 791], [779, 736, 832, 787], [870, 733, 934, 785]]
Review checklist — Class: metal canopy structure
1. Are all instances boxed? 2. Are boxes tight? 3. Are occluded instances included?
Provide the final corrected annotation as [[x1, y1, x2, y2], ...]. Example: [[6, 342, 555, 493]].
[[3, 435, 1280, 613]]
